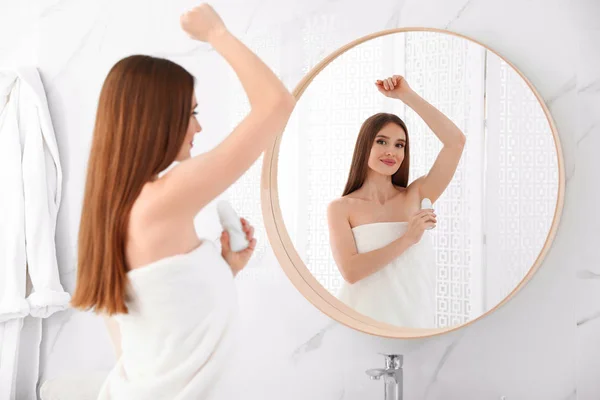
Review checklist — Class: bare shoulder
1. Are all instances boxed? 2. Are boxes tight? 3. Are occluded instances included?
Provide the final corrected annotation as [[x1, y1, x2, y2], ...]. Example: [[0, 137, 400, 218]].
[[328, 192, 367, 209], [328, 196, 348, 212], [327, 196, 354, 219], [340, 189, 369, 204], [126, 180, 200, 270], [129, 176, 201, 233], [130, 177, 188, 225], [406, 176, 425, 196], [403, 177, 429, 214]]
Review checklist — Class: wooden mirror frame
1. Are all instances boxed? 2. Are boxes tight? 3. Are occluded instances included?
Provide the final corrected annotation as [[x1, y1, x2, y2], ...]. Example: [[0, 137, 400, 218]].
[[260, 27, 565, 338]]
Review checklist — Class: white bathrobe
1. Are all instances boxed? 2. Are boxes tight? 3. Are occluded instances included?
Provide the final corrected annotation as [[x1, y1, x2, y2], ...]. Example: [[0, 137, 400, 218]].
[[0, 67, 71, 322]]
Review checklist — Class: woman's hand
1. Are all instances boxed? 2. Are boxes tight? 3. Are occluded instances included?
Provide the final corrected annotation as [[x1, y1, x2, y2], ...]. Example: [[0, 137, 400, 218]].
[[375, 75, 414, 101], [180, 3, 228, 43], [220, 217, 257, 276], [404, 209, 436, 245]]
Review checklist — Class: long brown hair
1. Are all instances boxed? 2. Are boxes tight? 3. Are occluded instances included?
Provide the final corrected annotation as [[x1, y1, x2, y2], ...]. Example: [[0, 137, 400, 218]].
[[342, 113, 409, 196], [71, 55, 195, 315]]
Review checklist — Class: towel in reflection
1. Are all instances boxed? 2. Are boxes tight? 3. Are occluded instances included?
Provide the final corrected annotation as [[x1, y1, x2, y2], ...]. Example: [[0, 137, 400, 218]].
[[337, 222, 436, 328]]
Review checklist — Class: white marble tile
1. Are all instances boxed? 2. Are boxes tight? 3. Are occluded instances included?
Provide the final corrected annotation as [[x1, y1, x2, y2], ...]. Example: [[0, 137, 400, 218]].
[[569, 0, 600, 30], [573, 27, 600, 333], [39, 309, 115, 383], [577, 317, 600, 400], [0, 1, 38, 69], [574, 27, 600, 400], [2, 0, 598, 398]]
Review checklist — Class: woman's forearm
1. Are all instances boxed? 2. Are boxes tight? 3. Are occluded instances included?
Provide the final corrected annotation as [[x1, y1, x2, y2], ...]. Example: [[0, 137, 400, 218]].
[[341, 235, 414, 284], [401, 91, 466, 147]]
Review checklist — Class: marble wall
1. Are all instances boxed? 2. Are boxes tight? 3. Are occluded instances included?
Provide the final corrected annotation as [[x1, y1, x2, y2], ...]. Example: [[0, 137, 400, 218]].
[[1, 0, 599, 398]]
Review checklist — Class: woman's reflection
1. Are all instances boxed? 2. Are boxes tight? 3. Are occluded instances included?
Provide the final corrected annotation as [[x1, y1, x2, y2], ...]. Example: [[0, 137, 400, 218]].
[[326, 75, 466, 328]]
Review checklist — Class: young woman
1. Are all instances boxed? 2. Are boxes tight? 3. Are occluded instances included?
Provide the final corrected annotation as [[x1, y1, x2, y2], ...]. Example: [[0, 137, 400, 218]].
[[327, 75, 465, 328], [70, 4, 295, 399]]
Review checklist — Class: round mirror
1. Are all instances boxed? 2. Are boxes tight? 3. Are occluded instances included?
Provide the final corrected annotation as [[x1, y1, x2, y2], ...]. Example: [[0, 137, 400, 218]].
[[261, 28, 564, 338]]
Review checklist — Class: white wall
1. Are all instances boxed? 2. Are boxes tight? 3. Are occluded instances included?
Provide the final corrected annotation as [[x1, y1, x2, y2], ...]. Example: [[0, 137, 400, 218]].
[[2, 0, 599, 398]]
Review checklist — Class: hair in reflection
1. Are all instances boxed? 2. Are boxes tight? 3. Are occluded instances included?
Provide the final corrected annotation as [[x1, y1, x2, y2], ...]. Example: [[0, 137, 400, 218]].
[[71, 55, 195, 315], [342, 113, 410, 196]]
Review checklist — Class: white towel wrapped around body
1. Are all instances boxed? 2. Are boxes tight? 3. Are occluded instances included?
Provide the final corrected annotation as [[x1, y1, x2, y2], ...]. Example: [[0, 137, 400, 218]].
[[97, 239, 239, 400]]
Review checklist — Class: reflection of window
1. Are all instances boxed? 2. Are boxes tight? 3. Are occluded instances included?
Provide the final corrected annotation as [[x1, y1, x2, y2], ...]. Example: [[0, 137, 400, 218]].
[[484, 55, 559, 310], [401, 35, 558, 327], [403, 32, 486, 327]]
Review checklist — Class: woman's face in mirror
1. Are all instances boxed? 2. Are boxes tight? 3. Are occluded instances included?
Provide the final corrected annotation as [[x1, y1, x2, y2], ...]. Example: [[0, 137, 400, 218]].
[[367, 122, 407, 176]]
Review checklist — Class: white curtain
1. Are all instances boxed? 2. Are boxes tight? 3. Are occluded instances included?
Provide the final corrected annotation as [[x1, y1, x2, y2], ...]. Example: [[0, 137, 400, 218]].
[[401, 32, 486, 326], [484, 53, 559, 309]]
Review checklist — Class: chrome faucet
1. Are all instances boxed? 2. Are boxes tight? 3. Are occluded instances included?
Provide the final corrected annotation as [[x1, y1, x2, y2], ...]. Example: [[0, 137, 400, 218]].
[[366, 354, 403, 400]]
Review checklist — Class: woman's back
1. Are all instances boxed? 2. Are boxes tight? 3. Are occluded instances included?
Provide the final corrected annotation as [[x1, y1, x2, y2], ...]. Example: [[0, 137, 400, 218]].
[[125, 180, 204, 271]]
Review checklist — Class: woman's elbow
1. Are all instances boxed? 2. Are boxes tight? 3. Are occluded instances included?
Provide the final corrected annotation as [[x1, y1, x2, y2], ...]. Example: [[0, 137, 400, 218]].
[[445, 133, 466, 152], [278, 92, 296, 112], [265, 93, 296, 120], [340, 267, 359, 285]]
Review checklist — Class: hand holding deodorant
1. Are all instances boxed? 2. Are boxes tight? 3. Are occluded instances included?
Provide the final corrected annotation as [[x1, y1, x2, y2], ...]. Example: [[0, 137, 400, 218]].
[[421, 198, 434, 230], [217, 201, 249, 252]]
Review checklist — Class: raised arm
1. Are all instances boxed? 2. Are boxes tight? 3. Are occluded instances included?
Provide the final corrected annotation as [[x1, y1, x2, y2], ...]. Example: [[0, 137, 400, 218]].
[[153, 4, 296, 220], [327, 199, 435, 284], [376, 75, 466, 203]]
